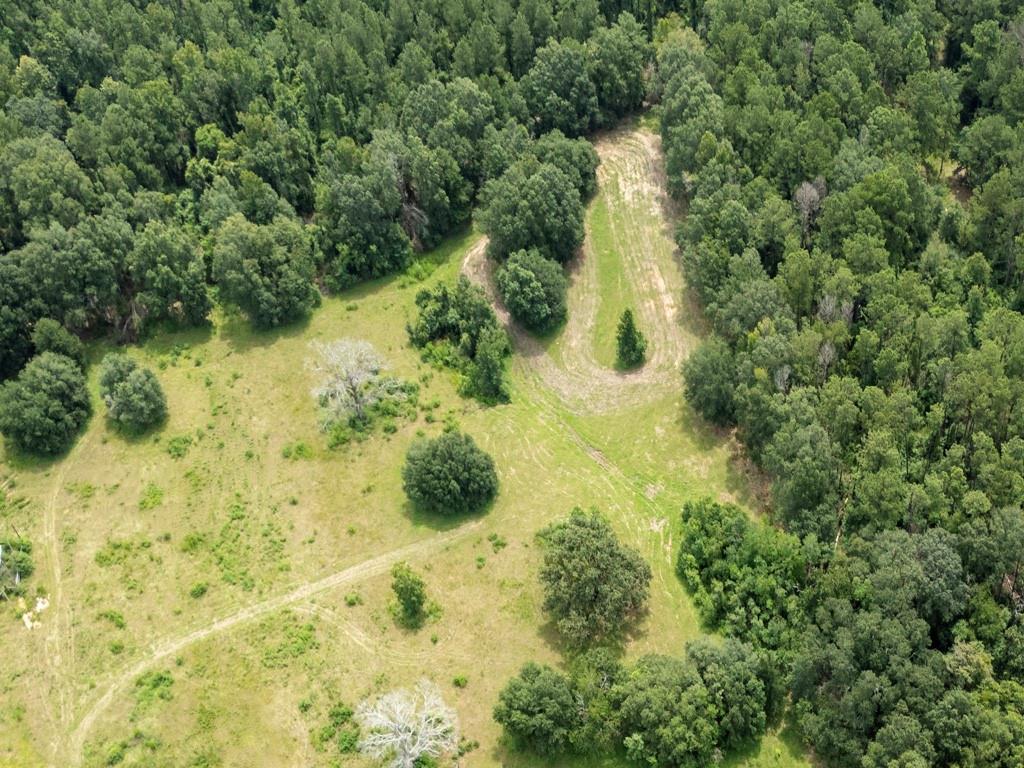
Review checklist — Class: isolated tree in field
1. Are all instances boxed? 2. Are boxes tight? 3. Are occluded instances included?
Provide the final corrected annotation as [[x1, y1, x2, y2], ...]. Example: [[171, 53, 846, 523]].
[[391, 561, 427, 627], [212, 214, 319, 328], [402, 431, 498, 515], [98, 354, 166, 431], [616, 309, 646, 368], [496, 249, 568, 332], [31, 319, 85, 369], [0, 538, 34, 599], [356, 679, 458, 768], [478, 160, 584, 263], [493, 662, 580, 755], [683, 337, 736, 426], [468, 324, 510, 402], [308, 340, 407, 427], [0, 352, 91, 455], [539, 508, 651, 646]]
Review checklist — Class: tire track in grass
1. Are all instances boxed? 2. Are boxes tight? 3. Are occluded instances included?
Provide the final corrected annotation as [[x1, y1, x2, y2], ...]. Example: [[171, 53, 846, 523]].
[[68, 520, 481, 765]]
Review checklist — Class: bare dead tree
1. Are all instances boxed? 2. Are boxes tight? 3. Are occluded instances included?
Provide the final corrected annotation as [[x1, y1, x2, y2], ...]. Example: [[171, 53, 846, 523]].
[[356, 680, 459, 768], [307, 339, 402, 426]]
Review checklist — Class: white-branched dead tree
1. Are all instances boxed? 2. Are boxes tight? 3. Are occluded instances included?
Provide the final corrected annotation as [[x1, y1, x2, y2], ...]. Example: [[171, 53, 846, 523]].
[[307, 339, 404, 427], [355, 680, 459, 768]]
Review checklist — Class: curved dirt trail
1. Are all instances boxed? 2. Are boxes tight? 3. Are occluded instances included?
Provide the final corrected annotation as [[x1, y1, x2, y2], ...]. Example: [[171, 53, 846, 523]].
[[66, 127, 688, 766], [463, 128, 691, 414], [67, 521, 480, 765]]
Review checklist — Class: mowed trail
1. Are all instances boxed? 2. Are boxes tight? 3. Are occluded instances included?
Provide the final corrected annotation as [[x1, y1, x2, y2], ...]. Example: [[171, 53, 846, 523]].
[[63, 126, 688, 767], [66, 521, 480, 765], [463, 127, 693, 414]]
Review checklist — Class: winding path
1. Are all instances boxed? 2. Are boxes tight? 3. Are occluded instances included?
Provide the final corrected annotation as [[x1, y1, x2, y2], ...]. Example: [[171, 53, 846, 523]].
[[58, 126, 690, 766], [66, 521, 480, 764], [463, 128, 691, 414]]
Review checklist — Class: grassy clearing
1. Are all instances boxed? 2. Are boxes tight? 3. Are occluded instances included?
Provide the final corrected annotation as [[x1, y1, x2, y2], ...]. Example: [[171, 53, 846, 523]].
[[0, 129, 808, 768]]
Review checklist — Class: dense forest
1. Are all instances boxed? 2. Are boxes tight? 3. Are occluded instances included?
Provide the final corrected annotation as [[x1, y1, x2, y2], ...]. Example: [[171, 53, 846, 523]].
[[2, 0, 1024, 766]]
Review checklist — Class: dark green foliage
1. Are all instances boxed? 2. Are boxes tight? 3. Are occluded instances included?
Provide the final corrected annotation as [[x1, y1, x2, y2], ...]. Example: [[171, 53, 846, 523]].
[[479, 160, 584, 263], [128, 221, 211, 334], [390, 561, 426, 627], [496, 249, 568, 332], [586, 14, 648, 122], [98, 353, 166, 431], [493, 641, 774, 765], [401, 431, 498, 516], [407, 277, 509, 401], [521, 39, 598, 137], [539, 508, 651, 646], [615, 654, 719, 768], [0, 352, 90, 455], [493, 663, 579, 755], [31, 319, 85, 369], [212, 214, 319, 328], [615, 309, 646, 368], [682, 336, 735, 426], [530, 130, 600, 199], [676, 499, 805, 657]]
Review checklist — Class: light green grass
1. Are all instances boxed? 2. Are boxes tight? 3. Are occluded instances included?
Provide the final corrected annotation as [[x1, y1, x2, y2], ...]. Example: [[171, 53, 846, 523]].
[[0, 132, 808, 768]]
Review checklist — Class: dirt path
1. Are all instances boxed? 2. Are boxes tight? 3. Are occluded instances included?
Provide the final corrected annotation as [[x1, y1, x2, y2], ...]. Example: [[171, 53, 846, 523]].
[[64, 126, 690, 766], [66, 520, 481, 765], [462, 128, 692, 414]]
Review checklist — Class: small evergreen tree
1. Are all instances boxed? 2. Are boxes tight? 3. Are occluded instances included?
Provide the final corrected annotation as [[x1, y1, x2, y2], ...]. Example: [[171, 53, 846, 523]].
[[615, 309, 646, 368]]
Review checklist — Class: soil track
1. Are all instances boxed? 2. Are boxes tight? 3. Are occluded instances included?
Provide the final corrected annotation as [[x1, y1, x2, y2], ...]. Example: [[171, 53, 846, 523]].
[[463, 127, 691, 414], [66, 521, 480, 765], [61, 126, 690, 766]]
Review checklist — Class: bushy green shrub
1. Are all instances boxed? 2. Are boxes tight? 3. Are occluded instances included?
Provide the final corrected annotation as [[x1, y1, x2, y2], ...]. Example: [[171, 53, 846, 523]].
[[0, 352, 91, 455], [496, 249, 568, 332], [402, 431, 498, 515]]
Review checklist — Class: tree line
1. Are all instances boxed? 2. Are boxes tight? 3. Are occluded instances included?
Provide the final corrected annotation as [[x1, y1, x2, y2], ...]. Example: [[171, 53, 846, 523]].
[[661, 0, 1024, 765], [0, 0, 652, 384]]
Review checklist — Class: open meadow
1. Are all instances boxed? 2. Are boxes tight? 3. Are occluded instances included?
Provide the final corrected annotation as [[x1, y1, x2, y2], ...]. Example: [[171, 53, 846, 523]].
[[0, 126, 808, 768]]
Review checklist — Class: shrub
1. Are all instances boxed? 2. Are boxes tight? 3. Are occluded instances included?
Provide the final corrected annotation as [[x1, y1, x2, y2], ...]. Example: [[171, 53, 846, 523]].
[[493, 663, 579, 755], [402, 431, 498, 515], [539, 508, 651, 646], [391, 561, 427, 627], [0, 538, 33, 598], [31, 319, 85, 368], [99, 353, 166, 431], [0, 352, 91, 455], [682, 336, 736, 426], [496, 249, 568, 332]]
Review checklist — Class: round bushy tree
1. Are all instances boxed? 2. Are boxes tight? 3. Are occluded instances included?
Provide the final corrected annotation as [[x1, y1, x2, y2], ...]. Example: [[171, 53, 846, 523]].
[[31, 318, 85, 368], [539, 508, 651, 646], [493, 663, 580, 755], [402, 431, 498, 515], [212, 213, 320, 328], [0, 352, 91, 455], [496, 249, 568, 332], [98, 353, 166, 430], [479, 160, 584, 263]]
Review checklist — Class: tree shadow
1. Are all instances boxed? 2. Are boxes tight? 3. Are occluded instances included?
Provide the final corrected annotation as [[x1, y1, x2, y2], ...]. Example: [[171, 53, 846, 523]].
[[0, 414, 94, 473], [402, 495, 496, 532], [218, 312, 314, 354]]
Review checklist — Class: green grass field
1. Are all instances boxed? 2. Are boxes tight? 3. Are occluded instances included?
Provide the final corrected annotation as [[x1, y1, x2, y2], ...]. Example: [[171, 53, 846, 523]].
[[0, 127, 809, 768]]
